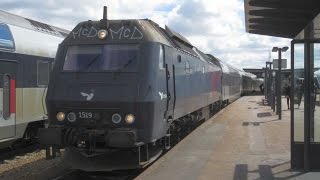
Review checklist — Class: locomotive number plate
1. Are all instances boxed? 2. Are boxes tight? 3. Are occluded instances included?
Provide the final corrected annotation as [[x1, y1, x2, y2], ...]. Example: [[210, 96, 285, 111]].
[[78, 112, 93, 119]]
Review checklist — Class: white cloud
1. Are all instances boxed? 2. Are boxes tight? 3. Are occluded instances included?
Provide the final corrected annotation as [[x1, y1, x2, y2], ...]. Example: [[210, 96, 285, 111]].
[[0, 0, 292, 69]]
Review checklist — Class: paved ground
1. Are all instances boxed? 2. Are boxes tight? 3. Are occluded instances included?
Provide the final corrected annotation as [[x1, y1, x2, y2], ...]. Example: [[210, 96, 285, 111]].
[[136, 96, 320, 180]]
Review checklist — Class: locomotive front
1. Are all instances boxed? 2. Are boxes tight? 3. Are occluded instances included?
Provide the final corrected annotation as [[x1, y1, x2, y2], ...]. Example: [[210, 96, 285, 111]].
[[39, 10, 172, 171]]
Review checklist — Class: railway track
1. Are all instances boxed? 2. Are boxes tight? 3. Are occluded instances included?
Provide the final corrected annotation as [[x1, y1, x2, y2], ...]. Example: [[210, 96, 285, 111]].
[[0, 143, 41, 164], [0, 113, 219, 179], [0, 111, 221, 180]]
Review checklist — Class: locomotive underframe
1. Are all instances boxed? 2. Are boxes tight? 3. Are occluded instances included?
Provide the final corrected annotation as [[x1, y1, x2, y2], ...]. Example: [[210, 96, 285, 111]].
[[40, 102, 220, 171]]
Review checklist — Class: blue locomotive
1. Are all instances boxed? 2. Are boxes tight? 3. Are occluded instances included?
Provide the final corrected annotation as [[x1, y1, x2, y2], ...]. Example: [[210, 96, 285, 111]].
[[39, 7, 260, 171]]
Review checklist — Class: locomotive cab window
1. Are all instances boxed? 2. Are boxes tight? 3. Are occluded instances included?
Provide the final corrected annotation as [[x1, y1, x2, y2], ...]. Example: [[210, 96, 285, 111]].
[[63, 44, 139, 72], [159, 45, 164, 70], [0, 23, 15, 51], [37, 60, 49, 86]]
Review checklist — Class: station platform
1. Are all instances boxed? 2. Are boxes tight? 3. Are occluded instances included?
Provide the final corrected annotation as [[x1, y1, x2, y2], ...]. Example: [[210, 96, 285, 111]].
[[135, 96, 320, 180]]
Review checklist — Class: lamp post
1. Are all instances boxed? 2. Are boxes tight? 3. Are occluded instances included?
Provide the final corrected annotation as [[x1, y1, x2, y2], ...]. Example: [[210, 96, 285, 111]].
[[272, 46, 288, 120]]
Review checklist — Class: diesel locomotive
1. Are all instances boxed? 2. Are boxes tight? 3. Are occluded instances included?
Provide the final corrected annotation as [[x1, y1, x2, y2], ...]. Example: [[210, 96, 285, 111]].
[[39, 7, 260, 171]]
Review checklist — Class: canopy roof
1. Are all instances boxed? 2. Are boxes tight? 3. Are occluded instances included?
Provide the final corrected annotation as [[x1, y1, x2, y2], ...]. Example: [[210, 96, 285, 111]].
[[244, 0, 320, 39]]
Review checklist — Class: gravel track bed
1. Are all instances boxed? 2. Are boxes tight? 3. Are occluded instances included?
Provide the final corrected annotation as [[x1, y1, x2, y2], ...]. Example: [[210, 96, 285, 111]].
[[0, 149, 69, 180]]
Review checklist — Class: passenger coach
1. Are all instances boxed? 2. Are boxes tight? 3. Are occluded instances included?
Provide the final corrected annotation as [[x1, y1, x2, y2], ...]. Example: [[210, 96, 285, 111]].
[[0, 10, 68, 148]]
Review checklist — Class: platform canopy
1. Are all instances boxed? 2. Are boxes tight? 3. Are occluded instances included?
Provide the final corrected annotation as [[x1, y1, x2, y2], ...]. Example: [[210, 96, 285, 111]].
[[244, 0, 320, 39]]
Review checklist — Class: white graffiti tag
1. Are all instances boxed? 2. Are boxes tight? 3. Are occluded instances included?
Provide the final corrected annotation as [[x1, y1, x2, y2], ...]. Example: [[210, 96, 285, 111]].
[[72, 26, 143, 40], [72, 27, 98, 39], [158, 92, 167, 100]]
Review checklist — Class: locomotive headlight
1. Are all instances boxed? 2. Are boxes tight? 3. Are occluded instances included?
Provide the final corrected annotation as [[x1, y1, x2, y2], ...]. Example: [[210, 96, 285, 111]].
[[56, 112, 65, 121], [98, 30, 107, 39], [125, 114, 135, 124], [112, 113, 122, 124], [67, 112, 77, 122]]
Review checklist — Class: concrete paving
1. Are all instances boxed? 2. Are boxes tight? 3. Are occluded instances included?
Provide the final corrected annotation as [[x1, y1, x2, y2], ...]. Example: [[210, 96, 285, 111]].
[[135, 96, 320, 180]]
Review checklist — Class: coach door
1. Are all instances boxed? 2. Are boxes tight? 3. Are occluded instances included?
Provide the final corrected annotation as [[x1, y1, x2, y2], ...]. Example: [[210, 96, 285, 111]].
[[164, 47, 175, 121], [0, 61, 16, 140]]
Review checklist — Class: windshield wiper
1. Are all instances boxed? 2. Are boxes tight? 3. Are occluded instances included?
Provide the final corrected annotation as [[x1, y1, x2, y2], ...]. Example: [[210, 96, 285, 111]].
[[114, 55, 137, 73], [78, 54, 101, 72]]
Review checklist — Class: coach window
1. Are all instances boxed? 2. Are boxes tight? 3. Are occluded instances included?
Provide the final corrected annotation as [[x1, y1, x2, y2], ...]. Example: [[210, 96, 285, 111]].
[[202, 67, 205, 74], [159, 45, 165, 70], [37, 60, 49, 86], [0, 23, 15, 51], [177, 55, 182, 63]]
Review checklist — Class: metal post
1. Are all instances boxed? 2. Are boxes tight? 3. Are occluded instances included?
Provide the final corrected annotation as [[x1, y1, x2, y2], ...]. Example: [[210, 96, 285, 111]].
[[304, 41, 311, 172], [303, 22, 314, 171], [272, 70, 276, 112], [265, 64, 268, 99], [266, 62, 273, 106], [290, 41, 294, 169], [310, 43, 315, 143], [278, 50, 282, 119], [269, 63, 274, 111], [275, 71, 279, 115]]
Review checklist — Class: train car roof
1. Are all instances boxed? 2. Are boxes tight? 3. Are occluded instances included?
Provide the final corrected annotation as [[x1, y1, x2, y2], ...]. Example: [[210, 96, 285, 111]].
[[0, 10, 69, 38], [240, 70, 257, 78], [0, 10, 70, 57], [205, 54, 221, 67], [213, 57, 242, 74]]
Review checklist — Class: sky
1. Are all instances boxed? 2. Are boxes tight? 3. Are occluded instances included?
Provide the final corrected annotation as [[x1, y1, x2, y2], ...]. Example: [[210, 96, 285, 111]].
[[0, 0, 292, 70]]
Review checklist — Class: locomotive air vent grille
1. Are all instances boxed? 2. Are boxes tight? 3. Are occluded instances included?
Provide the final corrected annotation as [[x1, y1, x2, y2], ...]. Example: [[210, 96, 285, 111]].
[[58, 31, 69, 37], [26, 18, 57, 34]]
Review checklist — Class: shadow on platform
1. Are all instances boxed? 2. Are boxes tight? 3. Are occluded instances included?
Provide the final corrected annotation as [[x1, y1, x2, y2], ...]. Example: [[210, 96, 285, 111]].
[[233, 162, 306, 180]]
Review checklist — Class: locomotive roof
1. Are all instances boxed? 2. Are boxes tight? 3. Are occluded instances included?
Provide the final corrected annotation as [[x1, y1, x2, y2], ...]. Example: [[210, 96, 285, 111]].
[[65, 18, 242, 68], [64, 19, 207, 58], [65, 19, 172, 46], [0, 9, 69, 38]]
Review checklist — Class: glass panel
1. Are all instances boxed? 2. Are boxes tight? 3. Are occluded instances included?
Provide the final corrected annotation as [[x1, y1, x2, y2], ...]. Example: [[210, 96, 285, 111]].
[[0, 23, 14, 51], [63, 44, 139, 72], [159, 46, 164, 70], [313, 43, 320, 142], [37, 61, 49, 86], [294, 44, 305, 142]]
